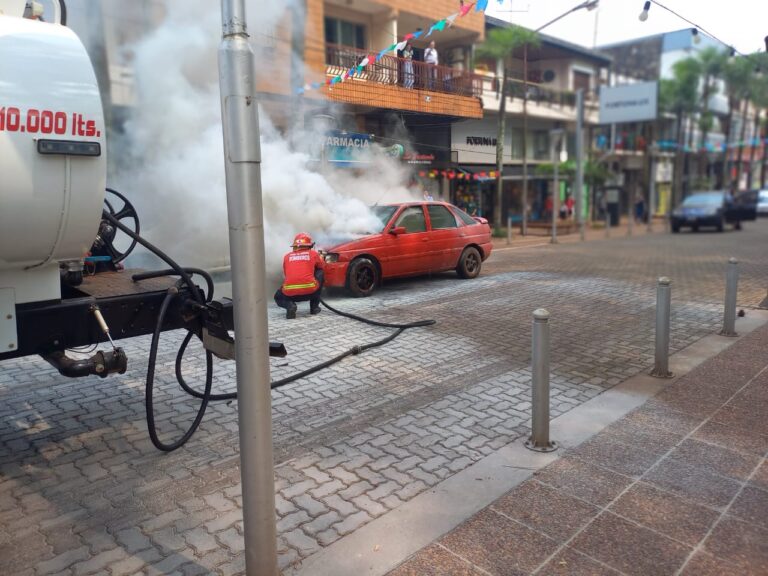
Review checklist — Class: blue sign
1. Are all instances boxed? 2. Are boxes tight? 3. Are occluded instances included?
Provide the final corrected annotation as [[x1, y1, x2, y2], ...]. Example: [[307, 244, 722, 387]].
[[324, 130, 372, 167]]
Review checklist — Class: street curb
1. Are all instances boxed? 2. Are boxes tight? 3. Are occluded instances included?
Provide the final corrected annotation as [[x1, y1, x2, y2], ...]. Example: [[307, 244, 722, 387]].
[[285, 309, 768, 576]]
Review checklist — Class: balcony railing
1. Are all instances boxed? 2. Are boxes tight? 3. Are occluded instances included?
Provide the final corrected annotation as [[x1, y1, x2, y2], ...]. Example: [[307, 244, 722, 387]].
[[325, 44, 483, 98], [480, 73, 600, 111]]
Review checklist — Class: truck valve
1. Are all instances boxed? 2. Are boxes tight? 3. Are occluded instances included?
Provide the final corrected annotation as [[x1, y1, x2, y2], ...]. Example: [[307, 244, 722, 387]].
[[91, 305, 116, 350]]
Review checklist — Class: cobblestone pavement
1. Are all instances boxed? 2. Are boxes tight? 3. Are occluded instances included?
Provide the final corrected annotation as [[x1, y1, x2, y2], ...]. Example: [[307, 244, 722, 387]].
[[1, 222, 767, 575]]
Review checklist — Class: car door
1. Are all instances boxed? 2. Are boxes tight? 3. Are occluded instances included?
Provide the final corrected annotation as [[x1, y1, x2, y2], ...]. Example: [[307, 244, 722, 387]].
[[723, 193, 740, 223], [734, 191, 758, 221], [425, 204, 463, 270], [383, 205, 431, 277]]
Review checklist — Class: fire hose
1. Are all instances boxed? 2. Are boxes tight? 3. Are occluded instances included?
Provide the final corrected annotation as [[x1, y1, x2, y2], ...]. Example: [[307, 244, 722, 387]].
[[102, 211, 436, 452]]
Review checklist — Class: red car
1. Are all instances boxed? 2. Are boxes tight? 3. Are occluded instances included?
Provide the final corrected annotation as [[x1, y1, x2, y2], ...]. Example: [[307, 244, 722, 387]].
[[322, 201, 493, 297]]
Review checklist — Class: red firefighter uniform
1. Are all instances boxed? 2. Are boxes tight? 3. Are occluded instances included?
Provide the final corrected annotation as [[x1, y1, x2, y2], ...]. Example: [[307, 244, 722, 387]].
[[281, 249, 325, 296]]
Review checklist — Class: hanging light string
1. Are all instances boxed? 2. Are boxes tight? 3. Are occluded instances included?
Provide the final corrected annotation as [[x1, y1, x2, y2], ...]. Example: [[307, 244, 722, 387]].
[[638, 0, 749, 56]]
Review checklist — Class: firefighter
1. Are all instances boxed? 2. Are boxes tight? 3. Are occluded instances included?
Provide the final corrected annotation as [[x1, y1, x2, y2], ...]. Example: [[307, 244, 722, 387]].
[[274, 233, 325, 319]]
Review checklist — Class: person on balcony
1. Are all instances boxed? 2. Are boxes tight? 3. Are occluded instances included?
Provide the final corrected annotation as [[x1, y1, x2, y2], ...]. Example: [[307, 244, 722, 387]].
[[402, 42, 415, 89], [424, 41, 439, 89]]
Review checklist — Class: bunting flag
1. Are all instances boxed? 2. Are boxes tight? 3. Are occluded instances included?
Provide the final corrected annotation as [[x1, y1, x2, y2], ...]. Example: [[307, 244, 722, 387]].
[[427, 19, 447, 37], [301, 0, 502, 93]]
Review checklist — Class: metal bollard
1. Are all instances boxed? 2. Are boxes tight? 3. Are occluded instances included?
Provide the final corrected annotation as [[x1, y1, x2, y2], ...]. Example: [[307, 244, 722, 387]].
[[525, 309, 558, 452], [650, 277, 674, 378], [507, 216, 512, 245], [719, 257, 739, 337]]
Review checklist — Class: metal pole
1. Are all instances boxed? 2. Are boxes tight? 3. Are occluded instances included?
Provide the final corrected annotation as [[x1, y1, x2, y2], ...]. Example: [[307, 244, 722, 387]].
[[576, 89, 585, 241], [627, 184, 633, 237], [522, 43, 529, 237], [551, 136, 559, 244], [648, 148, 657, 233], [218, 2, 278, 575], [525, 309, 557, 452], [507, 215, 512, 245], [650, 277, 673, 378], [720, 257, 739, 337]]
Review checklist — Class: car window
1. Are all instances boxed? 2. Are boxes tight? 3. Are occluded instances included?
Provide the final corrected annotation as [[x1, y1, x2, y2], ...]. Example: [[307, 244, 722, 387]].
[[394, 206, 427, 233], [427, 205, 458, 229], [682, 193, 723, 206], [371, 205, 398, 232], [452, 207, 478, 226]]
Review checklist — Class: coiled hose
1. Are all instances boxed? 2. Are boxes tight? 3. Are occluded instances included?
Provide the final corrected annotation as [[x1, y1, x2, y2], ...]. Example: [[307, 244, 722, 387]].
[[102, 211, 436, 452]]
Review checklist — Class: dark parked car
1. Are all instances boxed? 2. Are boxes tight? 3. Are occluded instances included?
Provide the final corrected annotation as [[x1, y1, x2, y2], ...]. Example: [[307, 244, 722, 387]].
[[671, 191, 755, 233], [755, 189, 768, 217]]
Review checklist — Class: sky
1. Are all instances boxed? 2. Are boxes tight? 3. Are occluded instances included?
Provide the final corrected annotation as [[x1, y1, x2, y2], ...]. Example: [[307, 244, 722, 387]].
[[487, 0, 768, 54]]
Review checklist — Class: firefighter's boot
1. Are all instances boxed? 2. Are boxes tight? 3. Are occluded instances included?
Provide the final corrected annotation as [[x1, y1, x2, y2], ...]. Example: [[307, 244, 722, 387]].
[[286, 304, 297, 319]]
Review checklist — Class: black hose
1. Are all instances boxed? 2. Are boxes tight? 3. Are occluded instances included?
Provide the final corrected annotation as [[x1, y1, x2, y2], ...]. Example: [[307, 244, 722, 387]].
[[145, 287, 213, 452], [132, 268, 214, 302], [319, 298, 436, 329], [103, 212, 203, 306]]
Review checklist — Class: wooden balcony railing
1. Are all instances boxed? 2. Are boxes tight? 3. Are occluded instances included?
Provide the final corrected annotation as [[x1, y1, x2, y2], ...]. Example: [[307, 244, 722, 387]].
[[325, 44, 483, 98]]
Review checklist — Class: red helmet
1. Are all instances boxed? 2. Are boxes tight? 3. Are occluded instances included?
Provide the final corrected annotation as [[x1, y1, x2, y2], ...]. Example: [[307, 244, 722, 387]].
[[292, 233, 314, 249]]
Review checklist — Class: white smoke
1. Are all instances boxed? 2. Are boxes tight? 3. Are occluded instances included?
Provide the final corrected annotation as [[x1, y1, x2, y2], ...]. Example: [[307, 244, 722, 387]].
[[112, 0, 418, 282]]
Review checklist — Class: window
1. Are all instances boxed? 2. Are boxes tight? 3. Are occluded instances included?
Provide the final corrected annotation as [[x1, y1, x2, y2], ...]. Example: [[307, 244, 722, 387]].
[[395, 206, 427, 233], [325, 17, 366, 49], [573, 70, 591, 93], [453, 207, 478, 226], [533, 131, 550, 160], [428, 205, 458, 229], [371, 205, 398, 231]]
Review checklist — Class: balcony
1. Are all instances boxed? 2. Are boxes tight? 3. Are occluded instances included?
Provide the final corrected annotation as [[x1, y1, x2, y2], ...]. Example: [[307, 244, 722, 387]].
[[478, 72, 601, 124], [321, 44, 483, 118]]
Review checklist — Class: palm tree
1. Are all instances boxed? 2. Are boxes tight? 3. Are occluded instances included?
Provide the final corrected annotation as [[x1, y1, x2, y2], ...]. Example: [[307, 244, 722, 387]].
[[720, 55, 752, 188], [746, 65, 768, 189], [695, 47, 727, 181], [476, 26, 540, 232], [659, 57, 701, 204]]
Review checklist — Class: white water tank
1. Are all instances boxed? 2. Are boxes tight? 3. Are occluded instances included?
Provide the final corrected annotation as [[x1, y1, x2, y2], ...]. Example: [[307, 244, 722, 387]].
[[0, 13, 105, 285]]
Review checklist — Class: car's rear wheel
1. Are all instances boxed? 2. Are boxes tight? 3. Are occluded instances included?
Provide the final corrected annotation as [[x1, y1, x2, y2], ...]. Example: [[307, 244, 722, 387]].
[[671, 221, 680, 233], [347, 257, 378, 297], [456, 247, 482, 279], [734, 220, 742, 231], [715, 216, 724, 233]]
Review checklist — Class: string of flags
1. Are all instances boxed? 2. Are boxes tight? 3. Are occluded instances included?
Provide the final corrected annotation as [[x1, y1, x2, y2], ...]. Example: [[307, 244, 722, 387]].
[[297, 0, 506, 94], [419, 170, 498, 180]]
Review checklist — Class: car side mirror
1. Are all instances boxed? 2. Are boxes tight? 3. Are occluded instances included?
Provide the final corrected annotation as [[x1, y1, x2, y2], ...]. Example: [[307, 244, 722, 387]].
[[390, 226, 407, 235]]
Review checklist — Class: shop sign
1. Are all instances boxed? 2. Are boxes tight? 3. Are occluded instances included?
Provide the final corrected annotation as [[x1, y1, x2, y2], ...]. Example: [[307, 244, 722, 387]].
[[599, 82, 658, 124], [403, 152, 435, 165], [451, 118, 512, 164], [324, 130, 372, 166]]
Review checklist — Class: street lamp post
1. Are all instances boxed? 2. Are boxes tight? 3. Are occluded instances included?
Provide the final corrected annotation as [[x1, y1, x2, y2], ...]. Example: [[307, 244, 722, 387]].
[[521, 0, 599, 236], [648, 143, 659, 233], [218, 1, 278, 574], [550, 129, 566, 244]]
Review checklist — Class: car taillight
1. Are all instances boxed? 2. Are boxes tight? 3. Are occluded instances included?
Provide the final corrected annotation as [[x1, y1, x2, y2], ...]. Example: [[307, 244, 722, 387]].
[[324, 253, 340, 263]]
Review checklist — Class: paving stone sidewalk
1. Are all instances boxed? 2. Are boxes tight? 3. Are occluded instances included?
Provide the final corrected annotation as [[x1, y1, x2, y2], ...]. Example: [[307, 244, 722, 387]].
[[388, 322, 768, 576]]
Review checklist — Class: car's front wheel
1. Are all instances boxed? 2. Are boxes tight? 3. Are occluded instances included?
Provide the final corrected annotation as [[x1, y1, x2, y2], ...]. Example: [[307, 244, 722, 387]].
[[456, 247, 482, 279], [347, 257, 378, 297]]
